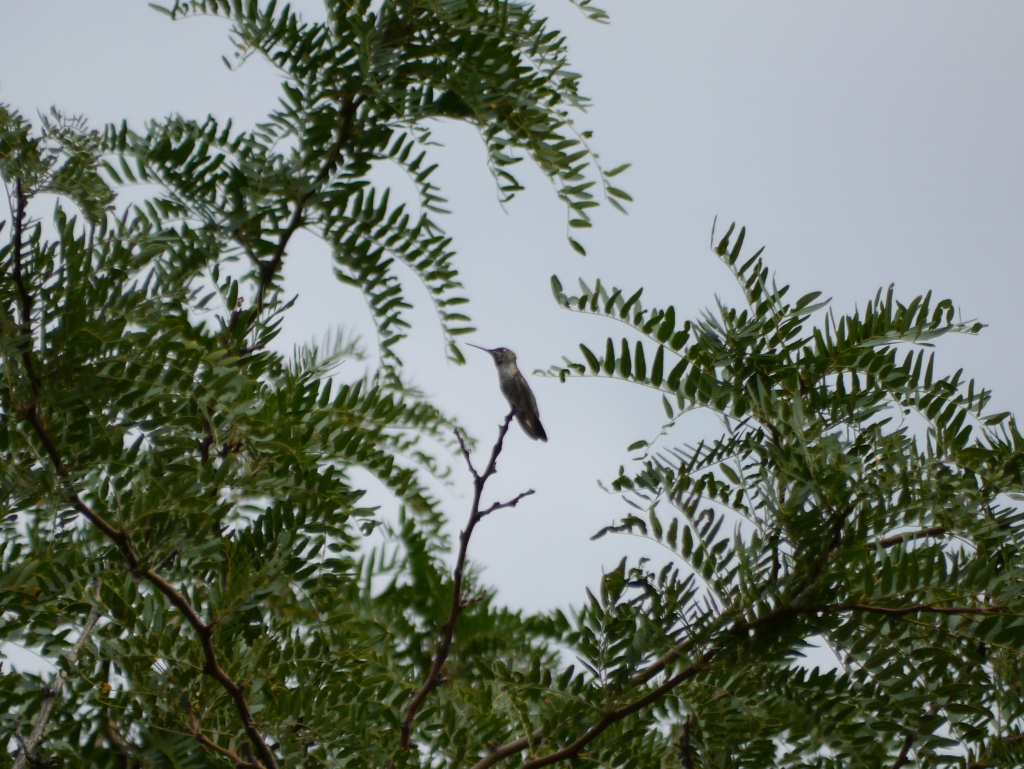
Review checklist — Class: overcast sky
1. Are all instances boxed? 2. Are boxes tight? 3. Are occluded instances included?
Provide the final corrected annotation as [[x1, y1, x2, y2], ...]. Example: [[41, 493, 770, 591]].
[[2, 1, 1022, 622]]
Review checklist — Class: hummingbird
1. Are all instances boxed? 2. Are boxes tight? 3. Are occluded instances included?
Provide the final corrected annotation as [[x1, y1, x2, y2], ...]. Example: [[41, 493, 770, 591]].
[[468, 344, 548, 442]]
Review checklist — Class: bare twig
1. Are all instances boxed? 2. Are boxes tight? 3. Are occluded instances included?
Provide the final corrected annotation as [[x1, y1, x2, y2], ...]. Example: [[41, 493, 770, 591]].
[[400, 411, 534, 750], [13, 596, 102, 769], [479, 489, 535, 519]]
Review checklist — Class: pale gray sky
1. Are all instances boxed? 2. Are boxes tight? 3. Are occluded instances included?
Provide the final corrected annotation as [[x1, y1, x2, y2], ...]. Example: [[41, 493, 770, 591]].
[[2, 1, 1022, 616]]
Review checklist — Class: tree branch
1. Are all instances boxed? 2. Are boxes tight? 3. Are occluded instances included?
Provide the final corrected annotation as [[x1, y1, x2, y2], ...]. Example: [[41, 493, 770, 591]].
[[9, 154, 281, 769], [892, 640, 987, 768], [891, 733, 915, 769], [469, 728, 544, 769], [476, 597, 1004, 768], [253, 95, 364, 314], [479, 489, 535, 519], [189, 710, 263, 769], [830, 602, 1003, 618], [13, 593, 101, 769], [10, 178, 42, 398], [519, 649, 717, 769], [400, 411, 532, 750], [20, 414, 280, 769], [868, 526, 947, 549]]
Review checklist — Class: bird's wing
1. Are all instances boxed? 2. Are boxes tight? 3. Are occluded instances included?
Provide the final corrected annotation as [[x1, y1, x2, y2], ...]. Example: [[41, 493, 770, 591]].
[[509, 371, 547, 442]]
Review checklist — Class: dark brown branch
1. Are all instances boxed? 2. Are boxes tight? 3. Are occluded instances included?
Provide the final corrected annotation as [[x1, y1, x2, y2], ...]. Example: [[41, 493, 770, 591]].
[[891, 733, 915, 769], [88, 494, 275, 765], [629, 646, 683, 688], [21, 415, 280, 769], [469, 729, 544, 769], [478, 598, 1004, 768], [10, 178, 41, 397], [454, 426, 476, 479], [13, 596, 101, 769], [829, 602, 1003, 618], [737, 600, 1003, 634], [627, 614, 723, 689], [252, 95, 364, 314], [869, 526, 947, 549], [189, 710, 263, 769], [479, 489, 535, 519], [400, 411, 529, 750], [153, 548, 180, 574], [519, 649, 717, 769], [68, 494, 278, 767]]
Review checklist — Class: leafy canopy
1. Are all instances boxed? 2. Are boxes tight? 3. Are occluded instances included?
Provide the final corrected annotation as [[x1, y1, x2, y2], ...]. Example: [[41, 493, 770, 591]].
[[538, 223, 1024, 767], [0, 0, 617, 766], [3, 2, 1024, 769]]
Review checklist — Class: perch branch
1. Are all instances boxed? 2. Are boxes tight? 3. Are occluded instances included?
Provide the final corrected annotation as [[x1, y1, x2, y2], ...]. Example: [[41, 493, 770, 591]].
[[868, 526, 947, 549], [400, 411, 533, 750]]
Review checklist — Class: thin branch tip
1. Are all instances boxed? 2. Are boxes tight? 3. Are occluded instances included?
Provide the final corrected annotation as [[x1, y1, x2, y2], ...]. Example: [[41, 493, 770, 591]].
[[479, 488, 536, 518], [400, 407, 524, 750]]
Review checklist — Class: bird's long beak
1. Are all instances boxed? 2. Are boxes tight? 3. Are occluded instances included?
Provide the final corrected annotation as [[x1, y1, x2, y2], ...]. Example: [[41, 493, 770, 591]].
[[467, 343, 495, 353]]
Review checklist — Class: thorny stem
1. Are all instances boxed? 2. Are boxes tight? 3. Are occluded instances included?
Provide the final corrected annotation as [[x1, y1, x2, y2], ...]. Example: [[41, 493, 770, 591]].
[[399, 411, 534, 750]]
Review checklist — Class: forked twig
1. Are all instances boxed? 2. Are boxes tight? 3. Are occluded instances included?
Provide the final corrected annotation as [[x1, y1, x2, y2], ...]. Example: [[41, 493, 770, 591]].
[[399, 411, 535, 750]]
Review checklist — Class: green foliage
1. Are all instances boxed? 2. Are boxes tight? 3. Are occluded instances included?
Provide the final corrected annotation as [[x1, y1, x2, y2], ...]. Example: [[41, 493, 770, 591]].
[[0, 1, 616, 767], [5, 1, 1023, 767], [539, 224, 1024, 767]]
